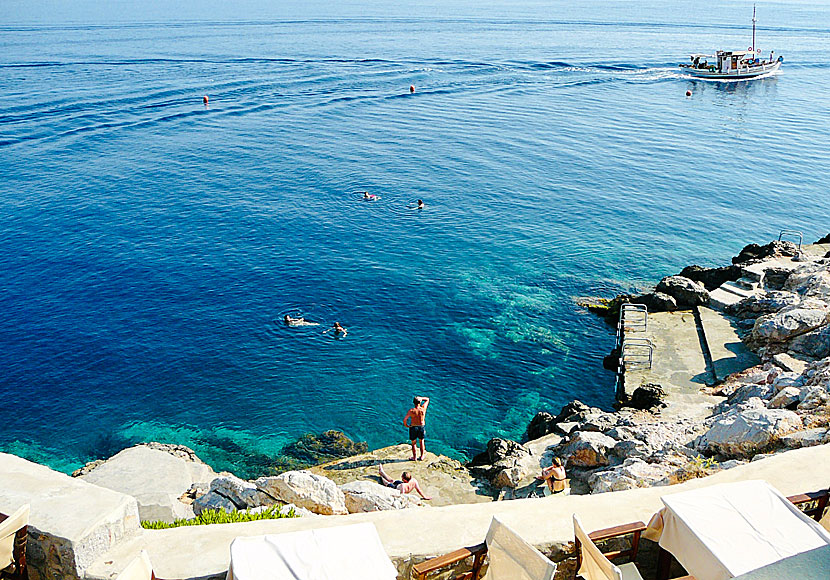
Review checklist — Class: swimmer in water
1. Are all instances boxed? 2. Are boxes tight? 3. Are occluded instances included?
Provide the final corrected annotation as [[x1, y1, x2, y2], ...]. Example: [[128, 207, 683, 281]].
[[284, 314, 319, 327], [362, 192, 380, 201], [417, 199, 424, 209], [324, 321, 347, 336], [408, 199, 425, 209]]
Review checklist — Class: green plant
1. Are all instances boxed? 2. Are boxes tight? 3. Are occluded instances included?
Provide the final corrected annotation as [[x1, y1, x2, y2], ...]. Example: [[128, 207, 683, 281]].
[[141, 505, 298, 529], [674, 455, 718, 483]]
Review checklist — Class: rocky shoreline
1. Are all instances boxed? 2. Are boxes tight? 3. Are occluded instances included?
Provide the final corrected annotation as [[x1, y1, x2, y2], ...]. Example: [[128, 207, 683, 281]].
[[72, 235, 830, 522]]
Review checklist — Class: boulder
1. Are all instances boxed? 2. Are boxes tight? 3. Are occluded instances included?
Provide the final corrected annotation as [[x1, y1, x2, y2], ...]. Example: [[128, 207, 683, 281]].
[[696, 408, 802, 457], [555, 422, 579, 435], [610, 439, 652, 461], [192, 474, 271, 516], [577, 412, 619, 433], [817, 233, 830, 245], [780, 428, 827, 449], [631, 292, 677, 312], [729, 291, 801, 319], [486, 438, 530, 463], [554, 400, 591, 423], [788, 325, 830, 360], [768, 387, 801, 409], [339, 481, 423, 513], [762, 268, 791, 291], [772, 371, 805, 391], [255, 471, 347, 515], [732, 240, 798, 264], [588, 459, 673, 494], [792, 271, 830, 300], [80, 444, 218, 523], [558, 432, 617, 468], [772, 353, 809, 374], [492, 465, 527, 489], [717, 383, 775, 412], [625, 383, 667, 410], [679, 264, 742, 291], [751, 304, 829, 343], [656, 276, 710, 307], [527, 412, 555, 441], [797, 386, 829, 410]]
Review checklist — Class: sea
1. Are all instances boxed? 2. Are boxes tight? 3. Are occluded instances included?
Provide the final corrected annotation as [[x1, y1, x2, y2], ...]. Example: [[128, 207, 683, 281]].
[[1, 0, 829, 478]]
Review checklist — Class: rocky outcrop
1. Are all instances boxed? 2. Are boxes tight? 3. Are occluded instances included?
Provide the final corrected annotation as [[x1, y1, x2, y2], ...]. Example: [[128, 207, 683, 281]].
[[339, 481, 424, 513], [587, 458, 674, 493], [255, 471, 347, 515], [624, 384, 667, 411], [732, 240, 798, 264], [468, 438, 532, 489], [751, 303, 829, 343], [656, 276, 710, 307], [527, 412, 556, 441], [679, 264, 742, 291], [696, 407, 802, 458], [192, 474, 271, 516], [558, 431, 616, 468], [79, 444, 218, 523]]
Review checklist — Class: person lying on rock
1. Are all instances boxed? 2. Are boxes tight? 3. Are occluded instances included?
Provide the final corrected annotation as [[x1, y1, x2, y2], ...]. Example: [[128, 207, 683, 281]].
[[378, 464, 432, 500], [536, 456, 568, 495]]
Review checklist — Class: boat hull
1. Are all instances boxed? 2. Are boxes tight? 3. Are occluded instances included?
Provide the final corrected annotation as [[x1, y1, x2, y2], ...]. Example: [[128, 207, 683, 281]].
[[681, 60, 781, 80]]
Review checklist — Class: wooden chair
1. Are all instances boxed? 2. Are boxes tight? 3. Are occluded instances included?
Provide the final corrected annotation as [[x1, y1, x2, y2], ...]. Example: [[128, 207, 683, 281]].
[[573, 515, 645, 580], [0, 505, 29, 580], [787, 489, 829, 522], [413, 517, 556, 580]]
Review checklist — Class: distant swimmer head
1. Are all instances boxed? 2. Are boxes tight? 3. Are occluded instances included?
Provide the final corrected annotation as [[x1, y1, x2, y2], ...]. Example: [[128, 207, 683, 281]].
[[685, 90, 692, 97], [203, 95, 209, 105], [284, 315, 291, 323], [409, 85, 415, 93], [417, 199, 424, 208]]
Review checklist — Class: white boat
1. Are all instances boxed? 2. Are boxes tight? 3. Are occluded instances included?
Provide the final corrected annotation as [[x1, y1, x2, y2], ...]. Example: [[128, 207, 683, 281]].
[[680, 7, 783, 80]]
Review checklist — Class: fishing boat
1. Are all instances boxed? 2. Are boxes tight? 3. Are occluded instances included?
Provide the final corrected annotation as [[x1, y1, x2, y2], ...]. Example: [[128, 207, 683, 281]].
[[680, 6, 783, 80]]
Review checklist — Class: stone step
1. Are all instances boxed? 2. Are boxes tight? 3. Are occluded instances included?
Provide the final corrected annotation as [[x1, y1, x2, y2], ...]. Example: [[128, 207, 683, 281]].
[[708, 287, 745, 311], [718, 281, 756, 298], [733, 277, 759, 291]]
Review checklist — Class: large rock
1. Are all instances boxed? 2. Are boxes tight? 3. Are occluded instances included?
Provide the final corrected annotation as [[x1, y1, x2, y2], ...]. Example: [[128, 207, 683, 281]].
[[797, 386, 829, 410], [751, 304, 829, 343], [788, 325, 830, 360], [577, 412, 619, 433], [625, 383, 667, 410], [588, 459, 673, 494], [558, 432, 617, 468], [729, 291, 801, 319], [255, 471, 347, 515], [339, 481, 423, 513], [780, 429, 827, 449], [768, 387, 801, 409], [192, 474, 271, 516], [786, 270, 830, 300], [473, 439, 533, 489], [732, 240, 798, 264], [527, 412, 555, 441], [656, 276, 710, 307], [679, 264, 742, 291], [631, 292, 678, 312], [696, 408, 802, 457], [281, 430, 369, 465], [486, 438, 530, 463], [80, 444, 218, 523], [715, 383, 775, 414]]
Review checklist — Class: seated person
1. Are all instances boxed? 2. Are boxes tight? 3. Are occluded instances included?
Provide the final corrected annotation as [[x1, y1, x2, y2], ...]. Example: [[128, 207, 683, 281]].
[[378, 464, 431, 500], [536, 457, 568, 495]]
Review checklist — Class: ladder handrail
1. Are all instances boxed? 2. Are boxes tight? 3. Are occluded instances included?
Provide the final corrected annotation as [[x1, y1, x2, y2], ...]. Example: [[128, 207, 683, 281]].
[[778, 229, 803, 250]]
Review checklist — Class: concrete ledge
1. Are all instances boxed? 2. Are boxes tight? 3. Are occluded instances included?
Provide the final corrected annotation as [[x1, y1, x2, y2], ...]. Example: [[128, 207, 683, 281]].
[[0, 453, 140, 580], [85, 444, 830, 580]]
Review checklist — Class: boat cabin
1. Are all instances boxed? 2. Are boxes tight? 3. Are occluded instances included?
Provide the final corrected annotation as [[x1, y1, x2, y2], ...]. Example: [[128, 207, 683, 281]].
[[715, 50, 756, 73]]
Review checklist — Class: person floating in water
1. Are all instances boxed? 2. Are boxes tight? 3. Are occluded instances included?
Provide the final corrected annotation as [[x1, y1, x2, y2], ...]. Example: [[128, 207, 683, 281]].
[[408, 199, 424, 209], [323, 321, 347, 336], [378, 465, 431, 500], [417, 199, 424, 209], [284, 314, 319, 327], [403, 396, 429, 460], [361, 191, 380, 201]]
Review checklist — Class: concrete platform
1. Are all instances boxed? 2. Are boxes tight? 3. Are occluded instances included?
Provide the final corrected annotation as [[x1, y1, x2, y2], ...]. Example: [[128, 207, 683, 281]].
[[698, 306, 760, 382], [623, 310, 715, 421], [84, 444, 830, 580], [0, 453, 140, 580]]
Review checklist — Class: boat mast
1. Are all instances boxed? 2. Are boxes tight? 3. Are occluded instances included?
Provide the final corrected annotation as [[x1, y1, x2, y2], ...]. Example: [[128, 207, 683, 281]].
[[751, 4, 757, 51]]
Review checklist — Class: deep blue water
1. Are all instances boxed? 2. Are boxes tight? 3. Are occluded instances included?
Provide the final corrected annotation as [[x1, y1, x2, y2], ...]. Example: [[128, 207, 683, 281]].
[[1, 0, 829, 477]]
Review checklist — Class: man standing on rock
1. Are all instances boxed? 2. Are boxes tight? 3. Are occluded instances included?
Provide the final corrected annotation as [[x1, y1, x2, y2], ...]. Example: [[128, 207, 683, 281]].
[[403, 396, 429, 461]]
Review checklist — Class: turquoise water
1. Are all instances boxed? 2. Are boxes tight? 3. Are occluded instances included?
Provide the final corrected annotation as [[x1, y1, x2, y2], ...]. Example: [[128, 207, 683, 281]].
[[1, 0, 829, 477]]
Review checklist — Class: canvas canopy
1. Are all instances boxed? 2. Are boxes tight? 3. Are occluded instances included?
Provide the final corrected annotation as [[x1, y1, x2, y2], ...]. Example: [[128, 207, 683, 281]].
[[226, 522, 398, 580], [645, 480, 830, 580]]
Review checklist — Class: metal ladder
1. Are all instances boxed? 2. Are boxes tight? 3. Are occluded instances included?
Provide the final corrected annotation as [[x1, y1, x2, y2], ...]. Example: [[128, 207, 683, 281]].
[[778, 229, 804, 250], [615, 304, 653, 394]]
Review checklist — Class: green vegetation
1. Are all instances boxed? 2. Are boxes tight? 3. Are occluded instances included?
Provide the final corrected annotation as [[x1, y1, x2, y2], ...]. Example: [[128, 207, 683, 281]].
[[675, 455, 718, 483], [141, 505, 297, 529]]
